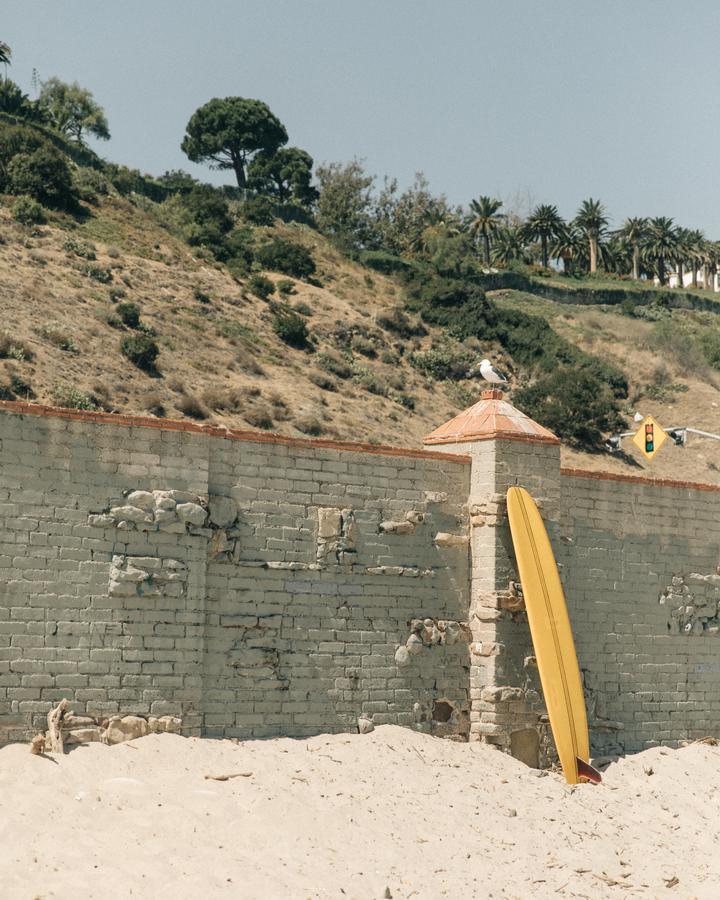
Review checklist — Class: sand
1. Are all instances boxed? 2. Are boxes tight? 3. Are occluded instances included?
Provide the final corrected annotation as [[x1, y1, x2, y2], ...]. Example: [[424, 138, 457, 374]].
[[0, 726, 718, 899]]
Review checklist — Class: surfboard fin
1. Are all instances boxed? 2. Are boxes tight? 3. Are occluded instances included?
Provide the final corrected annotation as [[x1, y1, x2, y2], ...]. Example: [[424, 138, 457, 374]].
[[576, 758, 602, 784]]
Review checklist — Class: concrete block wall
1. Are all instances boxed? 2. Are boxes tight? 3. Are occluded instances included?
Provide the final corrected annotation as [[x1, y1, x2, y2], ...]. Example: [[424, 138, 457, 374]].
[[559, 469, 720, 755], [0, 402, 472, 743]]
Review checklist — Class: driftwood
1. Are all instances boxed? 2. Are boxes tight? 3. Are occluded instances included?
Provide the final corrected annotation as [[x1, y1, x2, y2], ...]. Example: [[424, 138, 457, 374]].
[[46, 698, 70, 754], [204, 772, 253, 781]]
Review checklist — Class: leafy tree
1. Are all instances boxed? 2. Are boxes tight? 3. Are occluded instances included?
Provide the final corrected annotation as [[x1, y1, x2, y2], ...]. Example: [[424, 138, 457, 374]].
[[513, 369, 623, 449], [181, 97, 288, 190], [523, 204, 565, 268], [372, 173, 458, 257], [38, 77, 110, 143], [616, 217, 648, 281], [315, 159, 374, 251], [247, 146, 317, 205], [155, 169, 198, 195], [645, 216, 677, 286], [179, 185, 234, 258], [468, 196, 504, 264], [7, 144, 76, 208], [574, 198, 608, 274]]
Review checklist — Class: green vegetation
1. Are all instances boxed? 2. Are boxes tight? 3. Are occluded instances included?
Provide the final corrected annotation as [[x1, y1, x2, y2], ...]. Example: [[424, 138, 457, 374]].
[[120, 334, 159, 371], [272, 308, 309, 348]]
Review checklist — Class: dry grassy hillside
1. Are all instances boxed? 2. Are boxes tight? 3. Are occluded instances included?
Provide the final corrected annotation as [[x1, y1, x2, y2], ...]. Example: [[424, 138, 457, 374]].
[[0, 195, 497, 447], [3, 192, 720, 484]]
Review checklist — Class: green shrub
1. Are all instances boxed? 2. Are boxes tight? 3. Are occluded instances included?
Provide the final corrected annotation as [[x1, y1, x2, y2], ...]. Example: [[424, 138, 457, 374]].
[[272, 309, 309, 348], [395, 393, 415, 410], [193, 288, 211, 304], [108, 286, 126, 302], [513, 369, 623, 449], [277, 279, 296, 296], [293, 301, 312, 316], [0, 334, 33, 361], [359, 250, 413, 275], [81, 264, 112, 284], [120, 334, 159, 371], [377, 307, 427, 338], [353, 368, 388, 396], [53, 386, 97, 410], [73, 167, 110, 203], [409, 346, 474, 380], [116, 302, 141, 328], [36, 323, 77, 352], [256, 238, 316, 280], [8, 374, 34, 398], [351, 334, 376, 358], [317, 352, 353, 379], [7, 144, 76, 209], [11, 195, 45, 225], [63, 237, 96, 260], [248, 273, 275, 300], [240, 195, 275, 225]]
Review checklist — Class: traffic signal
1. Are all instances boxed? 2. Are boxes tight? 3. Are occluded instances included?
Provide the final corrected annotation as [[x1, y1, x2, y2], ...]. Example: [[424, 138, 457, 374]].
[[632, 414, 668, 460]]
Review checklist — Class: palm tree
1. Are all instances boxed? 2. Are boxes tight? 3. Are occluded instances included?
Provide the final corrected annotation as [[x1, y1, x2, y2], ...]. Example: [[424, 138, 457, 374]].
[[616, 217, 648, 281], [523, 204, 565, 268], [550, 224, 585, 275], [673, 227, 694, 287], [686, 229, 705, 288], [468, 196, 504, 264], [574, 198, 608, 274], [491, 225, 528, 265], [0, 42, 10, 67], [645, 217, 677, 286]]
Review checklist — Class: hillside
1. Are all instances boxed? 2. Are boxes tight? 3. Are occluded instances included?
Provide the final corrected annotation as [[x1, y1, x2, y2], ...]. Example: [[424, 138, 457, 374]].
[[3, 189, 720, 483]]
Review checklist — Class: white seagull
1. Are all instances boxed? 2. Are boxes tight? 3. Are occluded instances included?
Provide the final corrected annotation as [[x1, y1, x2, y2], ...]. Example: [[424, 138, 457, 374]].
[[479, 358, 509, 385]]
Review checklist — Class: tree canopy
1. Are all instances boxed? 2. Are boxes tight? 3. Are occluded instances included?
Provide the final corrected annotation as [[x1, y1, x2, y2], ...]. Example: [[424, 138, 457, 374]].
[[247, 146, 317, 205], [38, 78, 110, 144], [181, 97, 288, 190]]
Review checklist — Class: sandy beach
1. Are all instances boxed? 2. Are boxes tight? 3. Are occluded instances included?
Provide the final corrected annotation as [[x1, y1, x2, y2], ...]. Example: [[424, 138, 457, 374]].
[[0, 726, 717, 899]]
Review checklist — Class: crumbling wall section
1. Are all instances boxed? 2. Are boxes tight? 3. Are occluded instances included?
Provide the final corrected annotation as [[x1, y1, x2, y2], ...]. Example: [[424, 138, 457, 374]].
[[0, 403, 471, 744]]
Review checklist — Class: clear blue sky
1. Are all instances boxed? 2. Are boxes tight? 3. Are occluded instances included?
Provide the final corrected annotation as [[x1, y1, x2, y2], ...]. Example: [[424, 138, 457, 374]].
[[4, 0, 720, 232]]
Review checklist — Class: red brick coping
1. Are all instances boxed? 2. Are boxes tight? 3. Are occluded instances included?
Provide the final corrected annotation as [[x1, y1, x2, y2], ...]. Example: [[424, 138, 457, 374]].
[[561, 467, 720, 494], [0, 400, 471, 465]]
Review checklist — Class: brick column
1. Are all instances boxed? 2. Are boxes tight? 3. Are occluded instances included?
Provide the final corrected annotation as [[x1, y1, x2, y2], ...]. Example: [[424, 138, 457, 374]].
[[424, 389, 561, 765]]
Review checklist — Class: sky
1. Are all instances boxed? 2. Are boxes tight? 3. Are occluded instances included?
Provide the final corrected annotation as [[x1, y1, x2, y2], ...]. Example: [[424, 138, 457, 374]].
[[4, 0, 720, 232]]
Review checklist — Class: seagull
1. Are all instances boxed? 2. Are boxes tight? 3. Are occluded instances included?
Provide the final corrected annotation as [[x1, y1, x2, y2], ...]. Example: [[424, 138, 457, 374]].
[[479, 359, 509, 385], [633, 412, 644, 423]]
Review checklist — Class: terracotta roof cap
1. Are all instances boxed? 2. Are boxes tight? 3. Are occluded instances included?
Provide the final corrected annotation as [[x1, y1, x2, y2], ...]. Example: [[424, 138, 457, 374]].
[[423, 390, 559, 446]]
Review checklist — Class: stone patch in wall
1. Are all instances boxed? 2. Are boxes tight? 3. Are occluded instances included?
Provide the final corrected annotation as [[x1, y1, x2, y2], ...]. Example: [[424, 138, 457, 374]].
[[89, 489, 243, 562], [660, 572, 720, 635], [394, 617, 471, 666], [317, 507, 357, 564], [108, 555, 188, 599]]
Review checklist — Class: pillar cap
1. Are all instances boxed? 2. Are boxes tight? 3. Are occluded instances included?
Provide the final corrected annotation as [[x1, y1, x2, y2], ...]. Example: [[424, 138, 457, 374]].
[[423, 389, 560, 446]]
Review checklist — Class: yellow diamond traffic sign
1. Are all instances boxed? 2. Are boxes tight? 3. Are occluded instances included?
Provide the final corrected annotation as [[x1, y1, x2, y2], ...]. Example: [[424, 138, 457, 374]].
[[631, 414, 668, 460]]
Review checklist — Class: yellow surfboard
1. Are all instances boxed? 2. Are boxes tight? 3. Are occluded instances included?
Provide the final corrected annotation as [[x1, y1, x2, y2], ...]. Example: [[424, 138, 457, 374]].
[[506, 486, 601, 785]]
